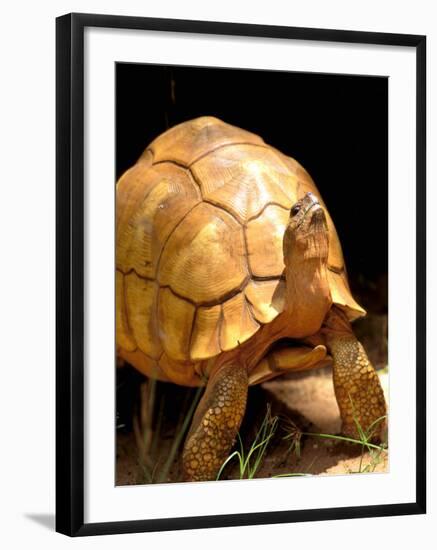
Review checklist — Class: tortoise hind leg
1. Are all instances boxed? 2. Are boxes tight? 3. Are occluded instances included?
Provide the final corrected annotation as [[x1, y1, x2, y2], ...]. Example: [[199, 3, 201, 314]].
[[183, 362, 248, 481]]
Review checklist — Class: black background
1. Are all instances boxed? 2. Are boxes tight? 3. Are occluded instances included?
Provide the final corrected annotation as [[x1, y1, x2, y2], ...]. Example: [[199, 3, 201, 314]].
[[116, 63, 388, 313]]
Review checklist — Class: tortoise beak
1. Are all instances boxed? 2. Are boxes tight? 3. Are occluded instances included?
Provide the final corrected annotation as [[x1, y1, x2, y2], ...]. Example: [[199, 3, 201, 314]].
[[303, 192, 319, 210], [294, 192, 323, 227]]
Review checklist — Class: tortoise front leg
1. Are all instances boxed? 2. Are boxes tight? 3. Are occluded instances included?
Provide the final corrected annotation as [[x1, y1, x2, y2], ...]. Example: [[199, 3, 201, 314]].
[[324, 307, 387, 441], [183, 362, 248, 481]]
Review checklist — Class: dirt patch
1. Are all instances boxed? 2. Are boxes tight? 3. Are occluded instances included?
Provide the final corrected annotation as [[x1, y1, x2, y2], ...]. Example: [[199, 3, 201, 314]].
[[116, 366, 388, 485]]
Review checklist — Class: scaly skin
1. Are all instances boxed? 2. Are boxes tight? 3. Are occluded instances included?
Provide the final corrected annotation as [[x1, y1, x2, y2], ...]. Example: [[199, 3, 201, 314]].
[[324, 308, 387, 441], [182, 362, 248, 481]]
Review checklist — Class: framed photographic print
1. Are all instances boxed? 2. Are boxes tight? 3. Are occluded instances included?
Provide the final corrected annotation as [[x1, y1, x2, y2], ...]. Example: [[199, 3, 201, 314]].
[[56, 13, 426, 536]]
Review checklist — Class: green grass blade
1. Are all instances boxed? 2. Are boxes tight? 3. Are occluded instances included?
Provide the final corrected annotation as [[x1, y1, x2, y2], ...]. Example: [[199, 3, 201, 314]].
[[150, 395, 165, 459], [303, 431, 383, 450], [365, 415, 388, 441], [271, 473, 308, 478], [216, 450, 241, 480]]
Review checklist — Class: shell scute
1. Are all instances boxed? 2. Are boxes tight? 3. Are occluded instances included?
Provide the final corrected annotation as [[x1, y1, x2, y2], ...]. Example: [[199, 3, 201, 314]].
[[191, 145, 294, 224], [219, 293, 259, 352], [150, 116, 264, 166], [116, 270, 136, 352], [245, 279, 285, 324], [246, 204, 290, 278], [157, 202, 249, 305], [190, 305, 222, 360], [157, 288, 196, 361], [116, 162, 201, 277], [124, 272, 162, 359]]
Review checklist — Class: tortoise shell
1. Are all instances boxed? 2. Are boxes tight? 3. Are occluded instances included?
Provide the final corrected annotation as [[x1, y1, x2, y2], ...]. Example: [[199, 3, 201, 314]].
[[116, 117, 364, 385]]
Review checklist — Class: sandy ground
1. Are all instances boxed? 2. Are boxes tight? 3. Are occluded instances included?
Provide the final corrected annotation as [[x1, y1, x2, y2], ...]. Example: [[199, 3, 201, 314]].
[[116, 366, 388, 485]]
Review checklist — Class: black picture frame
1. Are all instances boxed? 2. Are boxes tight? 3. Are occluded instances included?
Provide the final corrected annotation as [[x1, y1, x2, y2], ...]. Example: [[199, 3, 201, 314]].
[[56, 12, 426, 537]]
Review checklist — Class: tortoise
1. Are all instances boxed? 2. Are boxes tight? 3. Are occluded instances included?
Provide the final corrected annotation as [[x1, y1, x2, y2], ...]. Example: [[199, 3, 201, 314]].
[[116, 116, 386, 482]]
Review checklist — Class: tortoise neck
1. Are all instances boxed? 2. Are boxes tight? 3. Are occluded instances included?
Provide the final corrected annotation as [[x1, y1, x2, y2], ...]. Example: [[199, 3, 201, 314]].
[[283, 256, 331, 337], [285, 256, 330, 307]]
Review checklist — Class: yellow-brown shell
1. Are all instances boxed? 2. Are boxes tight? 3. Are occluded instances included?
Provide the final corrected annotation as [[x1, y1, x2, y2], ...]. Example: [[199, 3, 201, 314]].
[[116, 117, 364, 384]]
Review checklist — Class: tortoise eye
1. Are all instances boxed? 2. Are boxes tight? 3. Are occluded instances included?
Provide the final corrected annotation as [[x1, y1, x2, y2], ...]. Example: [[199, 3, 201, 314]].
[[291, 204, 301, 217]]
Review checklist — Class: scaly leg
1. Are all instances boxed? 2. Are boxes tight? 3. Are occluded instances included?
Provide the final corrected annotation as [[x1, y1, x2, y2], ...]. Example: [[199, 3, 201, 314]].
[[183, 362, 248, 481], [324, 307, 387, 441]]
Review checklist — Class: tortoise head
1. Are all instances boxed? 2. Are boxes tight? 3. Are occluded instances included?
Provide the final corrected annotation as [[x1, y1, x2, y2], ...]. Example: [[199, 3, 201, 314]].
[[283, 192, 329, 264], [282, 192, 331, 328]]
